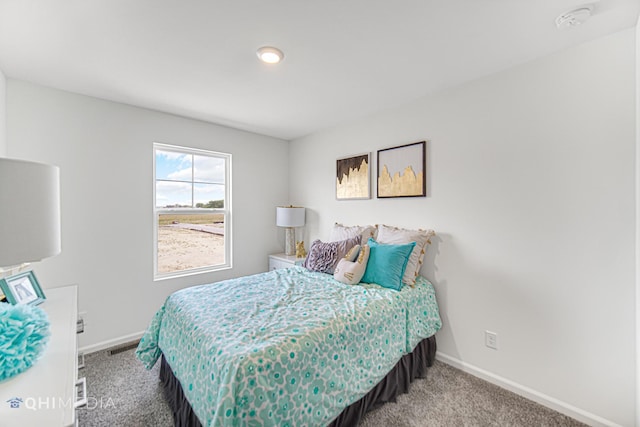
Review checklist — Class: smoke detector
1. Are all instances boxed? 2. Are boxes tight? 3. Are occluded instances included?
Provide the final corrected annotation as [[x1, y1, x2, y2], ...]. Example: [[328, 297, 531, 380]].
[[556, 5, 594, 29]]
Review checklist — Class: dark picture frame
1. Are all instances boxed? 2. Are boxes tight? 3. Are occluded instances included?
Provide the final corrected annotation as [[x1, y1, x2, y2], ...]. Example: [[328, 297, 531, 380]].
[[0, 270, 46, 305], [377, 141, 426, 198], [336, 153, 371, 200]]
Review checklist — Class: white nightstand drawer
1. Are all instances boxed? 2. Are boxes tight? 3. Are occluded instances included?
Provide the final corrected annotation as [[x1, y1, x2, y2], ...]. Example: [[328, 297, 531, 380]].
[[269, 253, 305, 271]]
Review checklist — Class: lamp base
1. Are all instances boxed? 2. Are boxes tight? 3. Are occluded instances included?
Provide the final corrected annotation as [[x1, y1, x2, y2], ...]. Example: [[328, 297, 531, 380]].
[[285, 228, 295, 256]]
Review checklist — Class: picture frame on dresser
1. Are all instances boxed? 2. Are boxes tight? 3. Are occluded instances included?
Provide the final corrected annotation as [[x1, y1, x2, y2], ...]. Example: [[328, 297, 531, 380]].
[[0, 270, 46, 305]]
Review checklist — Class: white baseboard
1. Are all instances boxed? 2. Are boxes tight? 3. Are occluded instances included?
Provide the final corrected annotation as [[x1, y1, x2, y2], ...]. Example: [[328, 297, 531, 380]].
[[435, 352, 621, 427], [79, 331, 145, 355]]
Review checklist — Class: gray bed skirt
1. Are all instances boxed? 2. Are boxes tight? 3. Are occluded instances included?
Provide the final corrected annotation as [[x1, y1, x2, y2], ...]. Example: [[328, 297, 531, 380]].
[[159, 335, 437, 427]]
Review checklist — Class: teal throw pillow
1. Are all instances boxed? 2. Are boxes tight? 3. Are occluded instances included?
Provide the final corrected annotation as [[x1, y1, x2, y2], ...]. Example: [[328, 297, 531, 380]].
[[361, 238, 416, 291]]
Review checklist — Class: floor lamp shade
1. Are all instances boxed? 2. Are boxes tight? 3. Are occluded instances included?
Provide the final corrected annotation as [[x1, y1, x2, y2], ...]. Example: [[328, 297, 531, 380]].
[[276, 206, 305, 256], [0, 158, 61, 267]]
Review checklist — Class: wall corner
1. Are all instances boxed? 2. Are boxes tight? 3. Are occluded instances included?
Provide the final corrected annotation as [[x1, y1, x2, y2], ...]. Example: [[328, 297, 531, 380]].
[[0, 69, 6, 157], [635, 13, 640, 427]]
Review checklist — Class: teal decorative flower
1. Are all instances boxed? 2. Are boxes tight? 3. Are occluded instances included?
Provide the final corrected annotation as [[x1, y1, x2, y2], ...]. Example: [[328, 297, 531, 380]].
[[270, 362, 286, 385], [308, 379, 324, 404], [0, 303, 50, 381], [285, 375, 298, 394]]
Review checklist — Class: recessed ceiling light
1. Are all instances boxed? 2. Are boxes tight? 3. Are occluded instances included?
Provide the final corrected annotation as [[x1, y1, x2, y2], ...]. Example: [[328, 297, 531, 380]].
[[556, 5, 594, 29], [257, 46, 284, 64]]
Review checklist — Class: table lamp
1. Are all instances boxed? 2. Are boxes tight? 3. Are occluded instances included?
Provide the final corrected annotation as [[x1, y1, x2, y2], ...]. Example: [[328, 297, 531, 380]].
[[0, 158, 61, 269], [276, 206, 305, 256], [0, 157, 60, 381]]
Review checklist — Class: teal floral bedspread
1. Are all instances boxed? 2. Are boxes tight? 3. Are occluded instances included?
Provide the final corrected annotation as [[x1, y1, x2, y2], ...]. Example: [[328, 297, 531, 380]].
[[136, 267, 441, 427]]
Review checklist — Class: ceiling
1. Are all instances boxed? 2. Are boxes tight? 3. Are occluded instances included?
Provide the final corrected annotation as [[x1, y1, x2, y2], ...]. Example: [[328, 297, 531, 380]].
[[0, 1, 638, 140]]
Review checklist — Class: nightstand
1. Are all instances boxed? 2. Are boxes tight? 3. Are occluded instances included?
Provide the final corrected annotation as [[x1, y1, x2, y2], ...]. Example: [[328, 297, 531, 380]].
[[269, 253, 305, 271]]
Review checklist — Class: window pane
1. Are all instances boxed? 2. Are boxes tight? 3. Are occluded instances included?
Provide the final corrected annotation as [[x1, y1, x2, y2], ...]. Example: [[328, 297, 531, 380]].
[[156, 150, 192, 181], [194, 183, 225, 208], [194, 155, 225, 184], [157, 213, 225, 274], [154, 143, 231, 279], [156, 181, 192, 208]]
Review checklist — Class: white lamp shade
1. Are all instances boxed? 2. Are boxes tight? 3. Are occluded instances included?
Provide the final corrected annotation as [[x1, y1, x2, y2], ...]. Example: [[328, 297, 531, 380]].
[[276, 206, 305, 228], [0, 158, 61, 267]]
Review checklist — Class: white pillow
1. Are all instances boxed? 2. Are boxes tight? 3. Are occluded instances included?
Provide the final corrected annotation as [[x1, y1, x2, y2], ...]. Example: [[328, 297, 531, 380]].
[[376, 224, 435, 286], [329, 223, 377, 244], [334, 244, 370, 285]]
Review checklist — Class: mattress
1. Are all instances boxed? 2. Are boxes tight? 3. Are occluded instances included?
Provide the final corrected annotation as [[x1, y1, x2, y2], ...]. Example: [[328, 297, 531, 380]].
[[136, 266, 441, 426]]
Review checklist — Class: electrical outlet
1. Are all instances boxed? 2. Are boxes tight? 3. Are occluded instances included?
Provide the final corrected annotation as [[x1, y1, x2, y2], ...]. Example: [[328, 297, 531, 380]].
[[485, 331, 498, 350], [78, 311, 87, 326]]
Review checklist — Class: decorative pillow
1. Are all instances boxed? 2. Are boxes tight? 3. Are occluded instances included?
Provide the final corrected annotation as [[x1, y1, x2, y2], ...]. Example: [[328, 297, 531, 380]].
[[303, 236, 361, 274], [343, 244, 361, 262], [334, 244, 370, 285], [361, 238, 415, 291], [329, 223, 377, 243], [376, 224, 435, 287]]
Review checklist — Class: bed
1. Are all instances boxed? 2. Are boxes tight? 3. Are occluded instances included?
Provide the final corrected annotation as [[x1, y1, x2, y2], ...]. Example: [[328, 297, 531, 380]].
[[136, 266, 441, 426]]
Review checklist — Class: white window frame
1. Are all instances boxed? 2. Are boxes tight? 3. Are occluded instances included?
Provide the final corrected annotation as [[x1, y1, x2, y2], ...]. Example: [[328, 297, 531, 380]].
[[153, 142, 232, 280]]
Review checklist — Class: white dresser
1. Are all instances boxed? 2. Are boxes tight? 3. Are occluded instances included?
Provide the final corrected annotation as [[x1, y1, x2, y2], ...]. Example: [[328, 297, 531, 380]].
[[0, 284, 85, 427]]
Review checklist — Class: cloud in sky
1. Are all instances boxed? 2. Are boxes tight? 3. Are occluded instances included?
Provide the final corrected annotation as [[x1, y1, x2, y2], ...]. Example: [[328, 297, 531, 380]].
[[157, 150, 225, 183], [156, 150, 226, 207]]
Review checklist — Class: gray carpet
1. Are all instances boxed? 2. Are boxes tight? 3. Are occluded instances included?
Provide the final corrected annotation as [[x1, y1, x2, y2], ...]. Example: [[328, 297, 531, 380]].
[[78, 348, 585, 427]]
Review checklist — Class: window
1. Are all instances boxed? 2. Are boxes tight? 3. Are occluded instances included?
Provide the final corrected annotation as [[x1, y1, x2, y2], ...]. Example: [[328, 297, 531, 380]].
[[153, 143, 231, 279]]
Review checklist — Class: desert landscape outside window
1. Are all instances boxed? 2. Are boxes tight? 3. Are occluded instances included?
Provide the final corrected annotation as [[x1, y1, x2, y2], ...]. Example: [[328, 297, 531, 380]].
[[153, 143, 231, 279]]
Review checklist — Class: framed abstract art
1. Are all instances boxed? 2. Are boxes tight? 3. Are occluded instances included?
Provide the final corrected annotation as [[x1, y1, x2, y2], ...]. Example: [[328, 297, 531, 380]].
[[336, 153, 370, 200], [377, 141, 426, 198]]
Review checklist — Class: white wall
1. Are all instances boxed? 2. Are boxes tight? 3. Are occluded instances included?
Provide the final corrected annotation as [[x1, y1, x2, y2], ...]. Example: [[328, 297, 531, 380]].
[[7, 80, 290, 351], [0, 68, 6, 156], [290, 29, 636, 426]]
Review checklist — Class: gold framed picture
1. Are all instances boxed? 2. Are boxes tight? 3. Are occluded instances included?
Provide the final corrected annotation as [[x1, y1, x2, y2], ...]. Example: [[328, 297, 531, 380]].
[[377, 141, 426, 198], [336, 153, 370, 200]]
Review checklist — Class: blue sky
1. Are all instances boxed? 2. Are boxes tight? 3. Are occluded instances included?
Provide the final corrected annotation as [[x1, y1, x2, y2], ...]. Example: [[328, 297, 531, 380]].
[[155, 150, 225, 208]]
